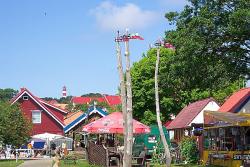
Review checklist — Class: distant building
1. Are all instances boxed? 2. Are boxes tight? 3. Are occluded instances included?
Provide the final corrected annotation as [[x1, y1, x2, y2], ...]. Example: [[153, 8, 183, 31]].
[[62, 86, 67, 98], [71, 95, 121, 107], [166, 98, 220, 142], [64, 106, 108, 134], [218, 87, 250, 113]]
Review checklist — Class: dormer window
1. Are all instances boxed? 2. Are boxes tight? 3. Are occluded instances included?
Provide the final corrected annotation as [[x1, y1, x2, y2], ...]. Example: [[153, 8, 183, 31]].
[[23, 96, 29, 100]]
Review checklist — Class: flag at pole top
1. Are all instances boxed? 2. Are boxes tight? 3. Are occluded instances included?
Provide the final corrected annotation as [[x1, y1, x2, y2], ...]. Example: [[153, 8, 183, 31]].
[[154, 38, 175, 50], [164, 42, 175, 50], [115, 31, 144, 42]]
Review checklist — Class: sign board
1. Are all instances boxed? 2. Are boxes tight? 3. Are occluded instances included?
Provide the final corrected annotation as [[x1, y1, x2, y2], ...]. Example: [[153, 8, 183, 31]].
[[233, 154, 250, 160]]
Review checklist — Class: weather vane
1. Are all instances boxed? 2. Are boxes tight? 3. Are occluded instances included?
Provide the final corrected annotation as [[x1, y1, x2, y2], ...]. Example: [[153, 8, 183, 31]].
[[115, 30, 144, 42]]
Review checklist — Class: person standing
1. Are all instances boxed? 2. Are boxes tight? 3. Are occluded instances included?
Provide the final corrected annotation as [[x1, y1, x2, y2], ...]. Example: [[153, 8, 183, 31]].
[[62, 142, 68, 156], [27, 143, 32, 157]]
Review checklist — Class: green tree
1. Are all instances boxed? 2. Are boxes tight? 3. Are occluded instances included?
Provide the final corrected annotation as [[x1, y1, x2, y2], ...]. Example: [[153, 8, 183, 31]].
[[131, 0, 248, 124], [66, 102, 74, 112], [165, 0, 250, 91], [0, 88, 18, 102], [42, 97, 58, 102], [81, 93, 102, 97], [131, 47, 241, 124], [58, 96, 72, 104], [131, 48, 176, 124], [0, 102, 32, 147], [89, 100, 118, 113], [74, 103, 89, 112]]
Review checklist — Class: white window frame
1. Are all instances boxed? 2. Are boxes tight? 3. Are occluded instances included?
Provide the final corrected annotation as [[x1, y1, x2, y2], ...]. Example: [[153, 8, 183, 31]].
[[23, 96, 29, 100], [32, 110, 41, 124]]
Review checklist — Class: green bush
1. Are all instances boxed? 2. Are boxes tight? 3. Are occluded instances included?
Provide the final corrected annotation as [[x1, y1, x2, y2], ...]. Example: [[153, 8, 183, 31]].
[[180, 137, 199, 164], [64, 154, 77, 160]]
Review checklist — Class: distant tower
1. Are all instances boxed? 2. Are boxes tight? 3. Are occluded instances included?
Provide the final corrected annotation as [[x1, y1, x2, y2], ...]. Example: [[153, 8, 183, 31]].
[[62, 86, 67, 98]]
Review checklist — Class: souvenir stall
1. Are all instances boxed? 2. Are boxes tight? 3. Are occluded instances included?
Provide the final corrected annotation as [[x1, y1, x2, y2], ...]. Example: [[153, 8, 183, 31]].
[[202, 111, 250, 167], [82, 112, 150, 167]]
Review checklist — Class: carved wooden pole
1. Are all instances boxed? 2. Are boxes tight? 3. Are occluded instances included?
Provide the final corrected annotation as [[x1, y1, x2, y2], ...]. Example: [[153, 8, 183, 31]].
[[155, 47, 172, 167], [124, 28, 133, 166], [115, 35, 128, 167]]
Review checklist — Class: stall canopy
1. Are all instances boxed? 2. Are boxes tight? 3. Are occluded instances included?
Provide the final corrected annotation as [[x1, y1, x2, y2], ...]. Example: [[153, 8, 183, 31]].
[[32, 133, 73, 150], [204, 111, 250, 128], [51, 136, 73, 150], [82, 112, 150, 134], [32, 133, 64, 141]]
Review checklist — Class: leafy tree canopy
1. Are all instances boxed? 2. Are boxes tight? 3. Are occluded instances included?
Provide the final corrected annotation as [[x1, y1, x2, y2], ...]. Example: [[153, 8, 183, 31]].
[[58, 96, 72, 104], [131, 0, 249, 125], [81, 93, 102, 97], [0, 88, 18, 102], [131, 47, 242, 125], [42, 97, 57, 102], [165, 0, 250, 90], [131, 48, 176, 124], [0, 102, 32, 147], [71, 103, 89, 112]]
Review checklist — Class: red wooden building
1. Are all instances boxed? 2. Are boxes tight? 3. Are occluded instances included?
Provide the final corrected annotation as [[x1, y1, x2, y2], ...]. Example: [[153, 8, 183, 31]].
[[11, 88, 67, 135]]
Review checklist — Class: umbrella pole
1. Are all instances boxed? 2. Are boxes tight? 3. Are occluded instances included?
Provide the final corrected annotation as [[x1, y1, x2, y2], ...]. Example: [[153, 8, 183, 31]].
[[48, 139, 50, 157]]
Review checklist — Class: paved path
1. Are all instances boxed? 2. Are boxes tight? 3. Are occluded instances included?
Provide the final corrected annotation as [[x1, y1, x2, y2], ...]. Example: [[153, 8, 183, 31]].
[[18, 159, 53, 167]]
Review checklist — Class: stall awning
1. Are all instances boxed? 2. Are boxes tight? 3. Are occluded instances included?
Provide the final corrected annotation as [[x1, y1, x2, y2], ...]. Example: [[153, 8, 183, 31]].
[[204, 111, 250, 128]]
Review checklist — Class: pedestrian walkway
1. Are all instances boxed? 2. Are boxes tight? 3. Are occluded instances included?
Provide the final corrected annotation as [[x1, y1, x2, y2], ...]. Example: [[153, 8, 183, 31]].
[[18, 159, 52, 167]]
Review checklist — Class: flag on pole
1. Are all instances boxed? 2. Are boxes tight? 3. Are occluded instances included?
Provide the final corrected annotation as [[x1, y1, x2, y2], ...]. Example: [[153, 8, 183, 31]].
[[164, 42, 175, 50]]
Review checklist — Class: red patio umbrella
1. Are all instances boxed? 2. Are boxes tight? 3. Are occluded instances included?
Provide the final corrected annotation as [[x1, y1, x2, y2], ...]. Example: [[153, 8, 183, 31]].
[[82, 112, 150, 134]]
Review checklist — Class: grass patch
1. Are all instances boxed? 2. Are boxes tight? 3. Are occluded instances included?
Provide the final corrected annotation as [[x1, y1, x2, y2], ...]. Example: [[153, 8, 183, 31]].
[[0, 160, 23, 167], [58, 159, 99, 167], [171, 164, 221, 167], [151, 164, 221, 167], [171, 165, 203, 167]]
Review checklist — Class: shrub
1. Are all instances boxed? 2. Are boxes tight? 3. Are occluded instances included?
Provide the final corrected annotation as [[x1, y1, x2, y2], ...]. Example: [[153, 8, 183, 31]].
[[179, 137, 198, 164]]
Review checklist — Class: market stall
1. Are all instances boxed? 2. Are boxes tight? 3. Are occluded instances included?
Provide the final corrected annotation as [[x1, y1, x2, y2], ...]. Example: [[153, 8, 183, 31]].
[[202, 111, 250, 167], [82, 112, 150, 167], [32, 133, 73, 151]]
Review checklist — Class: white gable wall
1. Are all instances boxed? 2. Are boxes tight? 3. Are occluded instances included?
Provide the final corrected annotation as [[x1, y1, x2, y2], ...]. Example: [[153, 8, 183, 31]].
[[239, 99, 250, 113], [188, 101, 220, 126]]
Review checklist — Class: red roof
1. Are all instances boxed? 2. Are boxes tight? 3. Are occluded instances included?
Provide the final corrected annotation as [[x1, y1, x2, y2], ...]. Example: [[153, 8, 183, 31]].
[[39, 98, 68, 114], [71, 97, 92, 104], [71, 95, 121, 106], [11, 88, 66, 127], [71, 97, 106, 104], [219, 87, 250, 113], [167, 98, 215, 130], [94, 97, 106, 103], [164, 121, 172, 127], [104, 95, 121, 106]]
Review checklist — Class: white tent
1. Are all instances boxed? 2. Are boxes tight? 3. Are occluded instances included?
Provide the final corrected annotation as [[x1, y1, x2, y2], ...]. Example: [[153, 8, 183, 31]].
[[32, 133, 63, 141], [51, 136, 73, 150], [32, 133, 73, 150]]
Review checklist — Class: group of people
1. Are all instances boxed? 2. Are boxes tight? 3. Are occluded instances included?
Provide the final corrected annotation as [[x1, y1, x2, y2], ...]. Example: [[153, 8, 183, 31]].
[[50, 142, 68, 158], [0, 145, 13, 159]]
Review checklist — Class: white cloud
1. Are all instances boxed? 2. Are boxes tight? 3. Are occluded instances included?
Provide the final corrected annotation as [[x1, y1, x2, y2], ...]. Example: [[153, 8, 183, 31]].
[[90, 1, 158, 31]]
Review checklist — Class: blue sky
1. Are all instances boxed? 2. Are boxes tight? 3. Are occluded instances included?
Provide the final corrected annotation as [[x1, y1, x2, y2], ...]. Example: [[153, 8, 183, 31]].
[[0, 0, 188, 98]]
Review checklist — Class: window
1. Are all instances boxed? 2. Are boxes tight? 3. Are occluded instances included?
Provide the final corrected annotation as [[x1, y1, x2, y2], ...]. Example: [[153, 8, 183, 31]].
[[23, 96, 29, 100], [32, 110, 41, 124]]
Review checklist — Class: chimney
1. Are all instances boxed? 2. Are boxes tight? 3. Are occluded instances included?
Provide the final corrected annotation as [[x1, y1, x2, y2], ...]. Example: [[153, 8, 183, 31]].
[[20, 87, 26, 92]]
